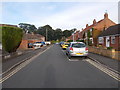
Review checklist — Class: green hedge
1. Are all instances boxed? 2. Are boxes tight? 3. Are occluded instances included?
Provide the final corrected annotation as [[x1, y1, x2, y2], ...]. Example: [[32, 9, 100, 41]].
[[0, 27, 2, 43], [2, 26, 23, 53]]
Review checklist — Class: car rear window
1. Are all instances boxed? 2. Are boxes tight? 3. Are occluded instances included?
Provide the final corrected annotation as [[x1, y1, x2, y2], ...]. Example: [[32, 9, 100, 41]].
[[72, 43, 85, 48]]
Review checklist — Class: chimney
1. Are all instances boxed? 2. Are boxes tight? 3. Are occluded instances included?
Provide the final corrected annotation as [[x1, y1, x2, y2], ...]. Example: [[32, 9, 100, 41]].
[[93, 19, 96, 25], [86, 24, 88, 28], [104, 13, 108, 19]]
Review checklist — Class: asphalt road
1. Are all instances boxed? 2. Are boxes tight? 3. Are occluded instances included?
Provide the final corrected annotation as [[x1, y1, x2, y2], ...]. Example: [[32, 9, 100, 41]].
[[2, 45, 119, 88]]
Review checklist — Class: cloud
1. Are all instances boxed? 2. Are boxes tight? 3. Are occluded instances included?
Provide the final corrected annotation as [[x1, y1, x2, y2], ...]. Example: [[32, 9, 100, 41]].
[[1, 2, 118, 30], [28, 2, 118, 30], [1, 0, 120, 2]]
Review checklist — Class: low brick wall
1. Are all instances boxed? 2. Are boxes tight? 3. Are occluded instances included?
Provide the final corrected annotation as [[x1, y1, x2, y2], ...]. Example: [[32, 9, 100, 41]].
[[88, 46, 120, 60]]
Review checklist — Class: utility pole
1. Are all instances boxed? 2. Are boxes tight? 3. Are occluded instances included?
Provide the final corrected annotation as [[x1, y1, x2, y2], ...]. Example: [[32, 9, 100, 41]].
[[73, 32, 74, 42], [46, 28, 47, 41]]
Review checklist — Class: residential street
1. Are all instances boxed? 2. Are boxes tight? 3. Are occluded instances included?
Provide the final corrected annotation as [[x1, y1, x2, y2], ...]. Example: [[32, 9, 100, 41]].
[[2, 44, 119, 88]]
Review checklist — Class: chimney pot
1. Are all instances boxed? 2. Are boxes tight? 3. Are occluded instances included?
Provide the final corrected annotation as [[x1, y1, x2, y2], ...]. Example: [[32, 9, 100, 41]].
[[86, 24, 88, 27], [93, 19, 96, 24], [104, 13, 108, 19]]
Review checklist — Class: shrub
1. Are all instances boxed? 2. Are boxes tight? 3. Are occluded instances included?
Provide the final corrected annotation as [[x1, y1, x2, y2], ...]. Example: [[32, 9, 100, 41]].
[[107, 47, 113, 50], [76, 40, 84, 42], [0, 27, 2, 43], [67, 40, 73, 42], [2, 26, 23, 53]]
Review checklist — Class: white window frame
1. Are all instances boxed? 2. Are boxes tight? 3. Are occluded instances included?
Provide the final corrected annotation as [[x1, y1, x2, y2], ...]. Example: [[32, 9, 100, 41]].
[[90, 38, 93, 44], [111, 36, 115, 44], [90, 29, 92, 36], [99, 37, 104, 44]]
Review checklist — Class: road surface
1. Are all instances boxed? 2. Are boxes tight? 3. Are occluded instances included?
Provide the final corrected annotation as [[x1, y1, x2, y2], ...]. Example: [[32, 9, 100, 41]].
[[2, 45, 119, 88]]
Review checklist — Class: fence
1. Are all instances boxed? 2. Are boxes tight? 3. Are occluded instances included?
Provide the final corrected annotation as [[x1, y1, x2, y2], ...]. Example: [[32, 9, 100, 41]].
[[88, 46, 120, 60]]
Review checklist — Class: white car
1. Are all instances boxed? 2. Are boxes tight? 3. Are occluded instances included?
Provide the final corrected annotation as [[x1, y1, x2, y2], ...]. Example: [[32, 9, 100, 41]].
[[66, 42, 88, 59], [33, 42, 42, 49]]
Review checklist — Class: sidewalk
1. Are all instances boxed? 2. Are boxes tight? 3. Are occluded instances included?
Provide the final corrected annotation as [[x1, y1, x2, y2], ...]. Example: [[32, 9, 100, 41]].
[[88, 52, 120, 72], [2, 45, 51, 73]]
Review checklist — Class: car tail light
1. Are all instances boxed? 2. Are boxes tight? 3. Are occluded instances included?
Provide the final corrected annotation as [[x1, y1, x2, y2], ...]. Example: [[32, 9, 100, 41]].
[[85, 47, 88, 51], [70, 47, 73, 51]]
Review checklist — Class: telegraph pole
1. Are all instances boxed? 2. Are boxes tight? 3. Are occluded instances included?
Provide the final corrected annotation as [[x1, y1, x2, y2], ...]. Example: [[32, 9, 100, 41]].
[[73, 32, 74, 42], [46, 28, 47, 41]]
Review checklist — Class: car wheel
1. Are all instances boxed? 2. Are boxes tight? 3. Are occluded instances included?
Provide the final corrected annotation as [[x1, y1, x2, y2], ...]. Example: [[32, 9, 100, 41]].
[[68, 54, 71, 59], [84, 56, 88, 59]]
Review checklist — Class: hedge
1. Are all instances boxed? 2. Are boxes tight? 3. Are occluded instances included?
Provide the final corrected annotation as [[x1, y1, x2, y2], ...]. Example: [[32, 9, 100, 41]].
[[2, 26, 23, 53]]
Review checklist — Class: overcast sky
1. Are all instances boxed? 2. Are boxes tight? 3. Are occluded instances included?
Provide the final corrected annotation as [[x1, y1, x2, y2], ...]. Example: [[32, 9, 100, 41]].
[[1, 0, 119, 30]]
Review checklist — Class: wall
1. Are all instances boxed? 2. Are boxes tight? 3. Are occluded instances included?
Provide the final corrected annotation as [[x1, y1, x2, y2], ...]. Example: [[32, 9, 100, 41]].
[[88, 46, 120, 60], [18, 40, 28, 50]]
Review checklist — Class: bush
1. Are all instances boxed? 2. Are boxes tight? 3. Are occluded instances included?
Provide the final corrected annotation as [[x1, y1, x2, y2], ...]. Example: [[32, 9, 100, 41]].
[[2, 26, 23, 53], [0, 27, 2, 43], [67, 40, 73, 42], [107, 47, 113, 50], [76, 40, 84, 42]]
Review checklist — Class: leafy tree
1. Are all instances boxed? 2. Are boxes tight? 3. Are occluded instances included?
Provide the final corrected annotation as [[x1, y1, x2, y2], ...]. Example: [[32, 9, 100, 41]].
[[63, 30, 72, 38], [18, 23, 37, 33], [37, 25, 55, 41], [54, 28, 63, 40]]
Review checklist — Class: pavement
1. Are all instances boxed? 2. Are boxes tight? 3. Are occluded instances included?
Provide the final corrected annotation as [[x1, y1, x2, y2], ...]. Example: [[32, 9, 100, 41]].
[[88, 52, 120, 72], [2, 44, 119, 88]]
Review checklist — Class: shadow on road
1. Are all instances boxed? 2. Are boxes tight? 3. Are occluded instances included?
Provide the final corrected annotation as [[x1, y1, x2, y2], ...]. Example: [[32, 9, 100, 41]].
[[43, 64, 57, 88]]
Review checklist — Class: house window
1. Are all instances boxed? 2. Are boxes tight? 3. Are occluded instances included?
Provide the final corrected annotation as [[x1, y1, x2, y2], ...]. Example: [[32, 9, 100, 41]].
[[90, 29, 92, 36], [111, 36, 115, 44], [90, 38, 93, 44], [99, 37, 103, 44]]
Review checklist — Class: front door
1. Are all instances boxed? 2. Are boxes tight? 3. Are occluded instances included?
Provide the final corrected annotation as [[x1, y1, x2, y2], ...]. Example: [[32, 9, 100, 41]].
[[106, 36, 110, 47]]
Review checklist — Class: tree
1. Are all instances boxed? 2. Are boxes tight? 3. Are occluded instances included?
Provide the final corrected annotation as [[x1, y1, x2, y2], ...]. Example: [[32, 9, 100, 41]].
[[37, 25, 55, 41], [63, 30, 72, 38], [18, 23, 37, 33], [54, 28, 63, 40]]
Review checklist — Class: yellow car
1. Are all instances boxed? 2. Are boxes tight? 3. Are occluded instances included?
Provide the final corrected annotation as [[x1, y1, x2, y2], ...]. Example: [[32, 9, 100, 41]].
[[62, 43, 70, 50]]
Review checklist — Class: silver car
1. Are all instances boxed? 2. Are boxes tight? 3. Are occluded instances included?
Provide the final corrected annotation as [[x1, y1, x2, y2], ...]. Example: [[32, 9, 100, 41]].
[[66, 42, 88, 59]]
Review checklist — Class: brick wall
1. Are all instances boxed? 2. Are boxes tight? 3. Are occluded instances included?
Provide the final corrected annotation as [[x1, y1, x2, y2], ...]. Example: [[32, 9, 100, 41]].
[[110, 36, 119, 50], [88, 46, 120, 60], [18, 40, 28, 50]]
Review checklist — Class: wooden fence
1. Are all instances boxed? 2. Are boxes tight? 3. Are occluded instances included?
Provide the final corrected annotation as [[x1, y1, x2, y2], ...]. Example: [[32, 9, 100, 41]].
[[88, 46, 120, 60]]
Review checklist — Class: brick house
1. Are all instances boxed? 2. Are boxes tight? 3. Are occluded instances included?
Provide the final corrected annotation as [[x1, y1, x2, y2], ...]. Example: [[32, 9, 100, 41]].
[[79, 13, 116, 46], [18, 33, 45, 50], [98, 24, 120, 51], [67, 31, 80, 41]]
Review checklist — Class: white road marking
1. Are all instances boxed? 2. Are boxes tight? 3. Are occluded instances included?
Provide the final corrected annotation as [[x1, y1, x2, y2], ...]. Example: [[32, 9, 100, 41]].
[[0, 45, 53, 83], [85, 59, 120, 81], [68, 59, 79, 61]]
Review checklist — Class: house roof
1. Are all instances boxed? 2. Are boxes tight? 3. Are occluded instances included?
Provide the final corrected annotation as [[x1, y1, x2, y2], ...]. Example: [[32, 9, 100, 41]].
[[98, 24, 120, 37], [0, 24, 18, 27], [82, 19, 104, 33], [23, 33, 44, 40]]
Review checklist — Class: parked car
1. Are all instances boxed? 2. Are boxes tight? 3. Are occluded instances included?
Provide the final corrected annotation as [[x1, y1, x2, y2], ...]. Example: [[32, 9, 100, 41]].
[[66, 42, 88, 59], [45, 41, 51, 45], [28, 43, 33, 48], [33, 42, 42, 49], [62, 43, 70, 50], [59, 41, 64, 47]]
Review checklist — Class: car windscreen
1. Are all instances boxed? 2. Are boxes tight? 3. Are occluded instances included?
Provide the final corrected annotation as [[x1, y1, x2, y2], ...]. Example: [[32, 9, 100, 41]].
[[72, 43, 86, 48]]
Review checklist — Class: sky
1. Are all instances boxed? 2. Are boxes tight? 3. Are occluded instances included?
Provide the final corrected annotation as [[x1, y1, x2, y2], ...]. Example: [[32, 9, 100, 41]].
[[1, 0, 119, 31]]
